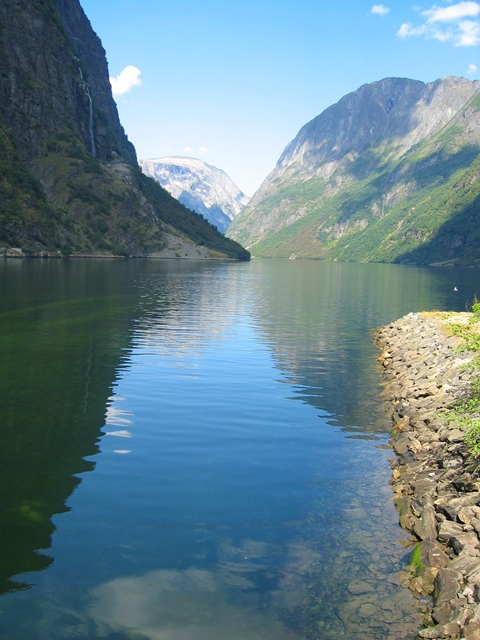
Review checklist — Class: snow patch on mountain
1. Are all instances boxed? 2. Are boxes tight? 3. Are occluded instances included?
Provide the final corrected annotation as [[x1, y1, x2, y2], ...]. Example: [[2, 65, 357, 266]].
[[139, 156, 250, 233]]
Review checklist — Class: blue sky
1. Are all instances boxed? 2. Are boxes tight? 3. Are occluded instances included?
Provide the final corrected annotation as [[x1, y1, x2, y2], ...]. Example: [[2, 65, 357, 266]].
[[80, 1, 480, 196]]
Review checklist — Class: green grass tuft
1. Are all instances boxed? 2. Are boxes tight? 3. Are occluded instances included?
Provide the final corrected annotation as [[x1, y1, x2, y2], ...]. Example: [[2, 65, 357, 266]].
[[408, 543, 425, 577], [444, 309, 480, 456]]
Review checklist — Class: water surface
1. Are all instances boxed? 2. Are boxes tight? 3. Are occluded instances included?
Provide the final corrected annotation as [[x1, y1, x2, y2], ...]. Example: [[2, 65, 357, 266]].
[[0, 258, 478, 639]]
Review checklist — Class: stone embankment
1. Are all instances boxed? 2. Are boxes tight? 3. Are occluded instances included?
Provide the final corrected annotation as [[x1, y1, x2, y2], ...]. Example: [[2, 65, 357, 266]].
[[375, 312, 480, 640]]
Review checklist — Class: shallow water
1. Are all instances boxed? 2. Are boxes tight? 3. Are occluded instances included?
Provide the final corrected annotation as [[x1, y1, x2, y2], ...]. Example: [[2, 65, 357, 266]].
[[0, 258, 478, 639]]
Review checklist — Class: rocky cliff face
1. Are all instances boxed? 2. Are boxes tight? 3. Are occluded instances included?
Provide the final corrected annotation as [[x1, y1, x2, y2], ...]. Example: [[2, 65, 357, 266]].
[[0, 0, 249, 260], [140, 157, 250, 233], [228, 76, 480, 265], [0, 0, 135, 166]]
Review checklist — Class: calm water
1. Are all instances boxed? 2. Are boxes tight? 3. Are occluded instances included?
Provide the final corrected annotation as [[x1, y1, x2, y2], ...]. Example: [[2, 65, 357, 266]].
[[0, 258, 479, 640]]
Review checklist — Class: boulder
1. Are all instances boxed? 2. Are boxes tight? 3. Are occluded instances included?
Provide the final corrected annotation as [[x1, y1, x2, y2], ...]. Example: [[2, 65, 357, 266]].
[[434, 567, 463, 604], [414, 504, 438, 541]]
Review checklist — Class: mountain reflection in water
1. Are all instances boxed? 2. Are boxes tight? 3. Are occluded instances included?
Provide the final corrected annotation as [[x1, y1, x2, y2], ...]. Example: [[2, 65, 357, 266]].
[[0, 258, 477, 639]]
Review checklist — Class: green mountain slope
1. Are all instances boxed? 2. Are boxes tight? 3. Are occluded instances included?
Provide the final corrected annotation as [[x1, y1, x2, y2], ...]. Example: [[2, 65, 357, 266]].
[[228, 77, 480, 265], [0, 0, 249, 260]]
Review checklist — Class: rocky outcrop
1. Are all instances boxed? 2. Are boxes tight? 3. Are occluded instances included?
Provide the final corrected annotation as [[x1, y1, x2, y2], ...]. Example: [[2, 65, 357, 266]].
[[375, 312, 480, 639], [140, 157, 250, 233], [228, 77, 480, 265]]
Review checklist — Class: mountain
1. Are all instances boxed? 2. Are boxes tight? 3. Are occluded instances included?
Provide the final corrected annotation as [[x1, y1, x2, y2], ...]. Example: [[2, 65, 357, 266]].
[[0, 0, 249, 261], [227, 76, 480, 266], [140, 157, 250, 233]]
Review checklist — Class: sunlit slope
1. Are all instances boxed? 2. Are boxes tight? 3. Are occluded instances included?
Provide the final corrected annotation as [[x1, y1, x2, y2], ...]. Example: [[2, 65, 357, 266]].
[[228, 77, 480, 265]]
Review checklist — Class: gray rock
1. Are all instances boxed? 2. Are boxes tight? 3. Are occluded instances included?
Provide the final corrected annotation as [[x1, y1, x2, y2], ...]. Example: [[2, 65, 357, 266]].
[[421, 538, 450, 570], [452, 553, 480, 575], [465, 560, 480, 583], [417, 621, 461, 638], [436, 493, 480, 519], [446, 429, 466, 443], [458, 507, 479, 525], [434, 567, 463, 604], [412, 476, 437, 498], [438, 520, 467, 545], [464, 620, 480, 639], [347, 579, 375, 595], [414, 504, 438, 541], [432, 603, 455, 625]]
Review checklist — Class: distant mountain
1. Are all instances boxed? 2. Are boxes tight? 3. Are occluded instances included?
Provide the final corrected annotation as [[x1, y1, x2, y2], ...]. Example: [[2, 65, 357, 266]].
[[0, 0, 249, 260], [227, 76, 480, 266], [140, 157, 250, 233]]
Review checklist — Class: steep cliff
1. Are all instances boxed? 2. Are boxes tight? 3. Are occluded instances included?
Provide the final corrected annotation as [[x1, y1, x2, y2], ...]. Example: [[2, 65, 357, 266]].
[[0, 0, 249, 260], [140, 157, 250, 233], [228, 76, 480, 265]]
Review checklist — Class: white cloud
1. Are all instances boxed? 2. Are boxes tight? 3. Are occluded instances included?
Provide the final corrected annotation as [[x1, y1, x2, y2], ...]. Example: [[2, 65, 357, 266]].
[[183, 146, 208, 157], [467, 63, 478, 73], [371, 4, 390, 16], [397, 2, 480, 46], [430, 25, 454, 41], [110, 65, 142, 97], [422, 1, 480, 23], [397, 22, 426, 37], [457, 19, 480, 44]]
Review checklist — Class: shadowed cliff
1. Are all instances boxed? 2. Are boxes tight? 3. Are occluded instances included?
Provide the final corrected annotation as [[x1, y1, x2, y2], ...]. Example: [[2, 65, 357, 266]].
[[0, 0, 249, 260]]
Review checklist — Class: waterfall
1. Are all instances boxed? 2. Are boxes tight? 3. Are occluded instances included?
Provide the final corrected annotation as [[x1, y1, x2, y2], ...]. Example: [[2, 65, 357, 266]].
[[78, 67, 96, 157], [86, 87, 96, 157]]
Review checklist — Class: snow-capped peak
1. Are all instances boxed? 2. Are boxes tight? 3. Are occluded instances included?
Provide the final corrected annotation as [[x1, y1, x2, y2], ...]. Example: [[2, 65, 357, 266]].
[[139, 156, 250, 233]]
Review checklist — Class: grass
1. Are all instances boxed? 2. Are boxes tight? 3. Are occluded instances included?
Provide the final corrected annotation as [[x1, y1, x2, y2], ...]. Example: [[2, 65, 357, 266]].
[[441, 299, 480, 457], [408, 543, 425, 577]]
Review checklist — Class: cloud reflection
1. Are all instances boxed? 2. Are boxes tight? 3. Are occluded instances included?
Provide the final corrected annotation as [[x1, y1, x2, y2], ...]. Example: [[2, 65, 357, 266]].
[[103, 430, 132, 438], [89, 566, 296, 640], [105, 397, 134, 428]]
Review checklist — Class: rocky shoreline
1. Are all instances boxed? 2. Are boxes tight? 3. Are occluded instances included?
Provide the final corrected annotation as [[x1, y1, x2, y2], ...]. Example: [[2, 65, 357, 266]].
[[375, 312, 480, 639]]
